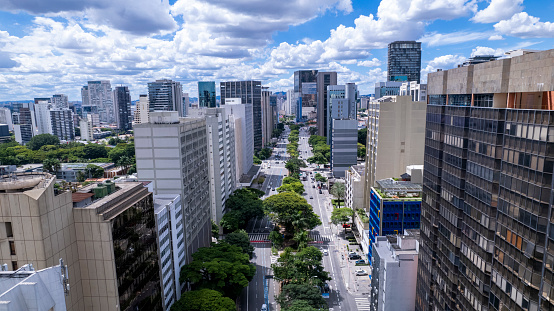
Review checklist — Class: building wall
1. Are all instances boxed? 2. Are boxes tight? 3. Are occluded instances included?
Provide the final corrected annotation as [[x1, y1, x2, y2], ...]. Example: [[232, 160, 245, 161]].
[[50, 109, 74, 141], [114, 86, 132, 132], [0, 108, 13, 131], [134, 95, 150, 124], [316, 72, 337, 137], [345, 166, 365, 210], [83, 81, 114, 124], [224, 100, 254, 177], [148, 80, 184, 117], [331, 119, 357, 178]]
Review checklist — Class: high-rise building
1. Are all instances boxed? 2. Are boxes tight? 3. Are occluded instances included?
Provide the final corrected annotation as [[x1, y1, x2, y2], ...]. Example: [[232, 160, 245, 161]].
[[79, 119, 93, 141], [51, 94, 69, 109], [134, 94, 150, 124], [374, 81, 404, 99], [148, 79, 184, 117], [13, 104, 35, 145], [220, 81, 262, 150], [134, 112, 212, 264], [224, 98, 254, 178], [34, 100, 52, 135], [205, 108, 237, 224], [49, 109, 74, 141], [262, 88, 276, 147], [113, 86, 132, 132], [363, 96, 426, 189], [183, 93, 190, 116], [399, 81, 427, 102], [154, 194, 185, 311], [285, 89, 295, 116], [294, 70, 318, 108], [327, 83, 357, 144], [0, 107, 13, 131], [81, 81, 114, 124], [198, 81, 216, 108], [370, 230, 420, 311], [416, 49, 554, 311], [316, 72, 337, 137], [331, 119, 358, 177], [387, 41, 421, 83]]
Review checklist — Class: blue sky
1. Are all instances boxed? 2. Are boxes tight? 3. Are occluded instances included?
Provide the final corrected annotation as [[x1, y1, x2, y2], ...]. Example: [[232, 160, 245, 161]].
[[0, 0, 552, 100]]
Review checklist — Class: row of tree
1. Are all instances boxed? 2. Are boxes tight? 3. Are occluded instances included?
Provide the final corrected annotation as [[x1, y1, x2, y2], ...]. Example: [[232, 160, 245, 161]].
[[307, 135, 330, 165], [220, 188, 265, 232]]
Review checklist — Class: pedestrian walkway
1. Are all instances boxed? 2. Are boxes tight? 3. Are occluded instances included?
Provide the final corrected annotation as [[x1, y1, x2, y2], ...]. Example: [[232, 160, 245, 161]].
[[354, 297, 370, 311], [308, 233, 332, 243], [248, 233, 269, 242]]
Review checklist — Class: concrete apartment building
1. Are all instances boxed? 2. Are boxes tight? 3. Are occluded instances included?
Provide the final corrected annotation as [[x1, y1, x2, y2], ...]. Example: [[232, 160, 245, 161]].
[[416, 49, 554, 311], [134, 94, 150, 124], [154, 194, 185, 311], [224, 98, 254, 178], [50, 109, 75, 141], [51, 94, 69, 109], [81, 81, 114, 124], [79, 119, 94, 141], [370, 230, 420, 311], [399, 81, 427, 102], [345, 164, 365, 211], [205, 108, 237, 224], [0, 107, 13, 131], [327, 83, 357, 144], [363, 95, 426, 193], [134, 111, 212, 264]]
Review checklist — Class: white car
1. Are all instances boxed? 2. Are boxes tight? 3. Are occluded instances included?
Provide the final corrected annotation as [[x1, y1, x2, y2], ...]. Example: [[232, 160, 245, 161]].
[[322, 249, 329, 256], [355, 269, 368, 276]]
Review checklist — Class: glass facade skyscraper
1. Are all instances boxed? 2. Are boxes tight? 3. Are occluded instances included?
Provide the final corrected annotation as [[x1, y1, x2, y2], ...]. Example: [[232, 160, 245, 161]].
[[114, 86, 132, 132], [198, 81, 216, 108], [416, 49, 554, 311], [147, 79, 184, 117], [387, 41, 421, 83]]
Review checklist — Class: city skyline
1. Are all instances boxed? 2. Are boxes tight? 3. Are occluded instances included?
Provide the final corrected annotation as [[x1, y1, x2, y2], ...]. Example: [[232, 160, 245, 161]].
[[0, 0, 552, 101]]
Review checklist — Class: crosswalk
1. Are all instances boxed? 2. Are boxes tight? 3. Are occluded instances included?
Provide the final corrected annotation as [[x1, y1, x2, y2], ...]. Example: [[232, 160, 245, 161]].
[[355, 297, 371, 311], [248, 233, 332, 243]]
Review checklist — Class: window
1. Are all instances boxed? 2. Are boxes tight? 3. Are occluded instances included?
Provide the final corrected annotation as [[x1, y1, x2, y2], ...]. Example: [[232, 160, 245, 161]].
[[9, 241, 15, 255], [11, 261, 17, 271], [5, 222, 12, 238]]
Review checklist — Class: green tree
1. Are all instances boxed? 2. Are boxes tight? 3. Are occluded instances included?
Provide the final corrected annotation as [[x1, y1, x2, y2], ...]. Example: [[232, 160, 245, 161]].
[[282, 176, 300, 184], [358, 128, 367, 146], [263, 192, 321, 236], [42, 158, 61, 174], [330, 182, 346, 207], [308, 127, 318, 136], [307, 153, 328, 165], [277, 182, 305, 195], [289, 124, 300, 131], [253, 155, 262, 165], [27, 134, 59, 151], [179, 242, 256, 299], [330, 208, 354, 226], [277, 284, 328, 310], [272, 246, 330, 286], [220, 188, 264, 231], [116, 155, 134, 170], [314, 173, 327, 183], [269, 230, 284, 247], [211, 220, 219, 239], [83, 144, 108, 159], [357, 143, 366, 159], [224, 229, 254, 259], [285, 158, 306, 177], [292, 230, 310, 250], [284, 300, 321, 311], [85, 164, 104, 178], [308, 135, 326, 147], [76, 171, 86, 183], [171, 289, 236, 311]]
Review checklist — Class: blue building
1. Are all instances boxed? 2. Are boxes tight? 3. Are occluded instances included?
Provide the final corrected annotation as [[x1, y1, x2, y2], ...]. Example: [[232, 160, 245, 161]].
[[368, 178, 422, 262], [295, 97, 302, 122], [198, 81, 216, 108]]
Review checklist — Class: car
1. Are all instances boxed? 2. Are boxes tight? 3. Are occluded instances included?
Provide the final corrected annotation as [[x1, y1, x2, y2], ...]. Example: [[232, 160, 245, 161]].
[[355, 269, 368, 276], [342, 224, 351, 228], [319, 189, 322, 194], [355, 259, 366, 265], [261, 304, 268, 311], [309, 196, 313, 199], [322, 249, 329, 256], [272, 188, 275, 191], [312, 185, 315, 188], [267, 186, 271, 189]]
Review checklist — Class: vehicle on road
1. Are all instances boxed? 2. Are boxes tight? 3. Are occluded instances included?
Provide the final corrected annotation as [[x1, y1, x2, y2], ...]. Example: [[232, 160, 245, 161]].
[[319, 189, 322, 194], [355, 259, 366, 265], [312, 185, 315, 188], [355, 269, 368, 276], [267, 186, 271, 189], [342, 224, 351, 228], [322, 249, 328, 256], [272, 188, 275, 191], [309, 196, 313, 199], [261, 304, 268, 311]]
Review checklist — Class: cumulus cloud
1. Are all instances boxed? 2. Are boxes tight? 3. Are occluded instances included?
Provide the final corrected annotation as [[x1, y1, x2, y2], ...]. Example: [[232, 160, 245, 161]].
[[494, 12, 554, 38], [420, 31, 492, 46], [0, 52, 18, 68], [357, 58, 382, 67], [421, 54, 467, 82], [488, 34, 504, 40], [471, 46, 505, 57], [471, 0, 523, 23], [0, 0, 177, 35]]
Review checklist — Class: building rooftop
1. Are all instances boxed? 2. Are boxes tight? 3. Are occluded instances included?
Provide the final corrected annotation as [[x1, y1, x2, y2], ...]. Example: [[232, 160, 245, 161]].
[[351, 164, 365, 176], [60, 163, 113, 170], [72, 192, 94, 203], [153, 194, 180, 214], [376, 178, 422, 194], [0, 172, 54, 192]]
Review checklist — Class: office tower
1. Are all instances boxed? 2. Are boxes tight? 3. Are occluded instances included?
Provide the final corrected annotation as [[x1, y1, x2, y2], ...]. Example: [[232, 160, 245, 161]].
[[134, 111, 212, 264], [400, 81, 427, 102], [0, 124, 10, 143], [13, 104, 35, 144], [79, 119, 93, 141], [34, 100, 52, 135], [363, 96, 426, 189], [327, 83, 357, 144], [134, 94, 150, 124], [73, 180, 161, 310], [51, 94, 69, 109], [113, 86, 132, 132], [148, 79, 184, 117], [387, 41, 421, 83], [374, 81, 404, 99], [316, 71, 337, 137], [183, 93, 190, 116], [416, 49, 554, 311], [270, 94, 279, 135], [224, 98, 254, 178], [154, 194, 185, 311], [0, 107, 13, 131], [198, 81, 216, 108], [262, 88, 276, 147], [87, 113, 99, 127], [0, 261, 69, 310], [49, 109, 74, 141], [0, 172, 83, 310], [331, 119, 358, 177], [370, 231, 420, 311], [220, 81, 262, 150], [294, 70, 318, 109], [286, 89, 295, 116], [205, 108, 237, 224], [81, 81, 114, 124]]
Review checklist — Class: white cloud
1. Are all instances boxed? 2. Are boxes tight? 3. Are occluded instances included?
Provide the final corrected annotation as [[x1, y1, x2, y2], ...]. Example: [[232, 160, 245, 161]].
[[357, 58, 382, 67], [471, 0, 523, 23], [420, 31, 492, 46], [471, 46, 505, 57], [494, 12, 554, 38], [421, 54, 467, 82], [488, 34, 504, 40]]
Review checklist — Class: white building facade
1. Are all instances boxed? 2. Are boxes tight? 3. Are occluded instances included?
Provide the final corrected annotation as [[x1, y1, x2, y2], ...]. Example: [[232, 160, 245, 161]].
[[345, 164, 365, 210], [223, 98, 254, 178]]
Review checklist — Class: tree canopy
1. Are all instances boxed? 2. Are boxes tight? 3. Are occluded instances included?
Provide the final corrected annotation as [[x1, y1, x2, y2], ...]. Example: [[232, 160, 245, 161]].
[[170, 289, 236, 311], [86, 164, 104, 178], [263, 192, 320, 236], [277, 284, 328, 311], [220, 188, 264, 232], [330, 182, 346, 206], [277, 181, 305, 195], [27, 134, 59, 151], [84, 144, 108, 159], [314, 173, 327, 183], [357, 143, 366, 159], [358, 128, 367, 146], [272, 246, 330, 286], [224, 229, 254, 259], [179, 242, 256, 299], [330, 208, 354, 225]]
